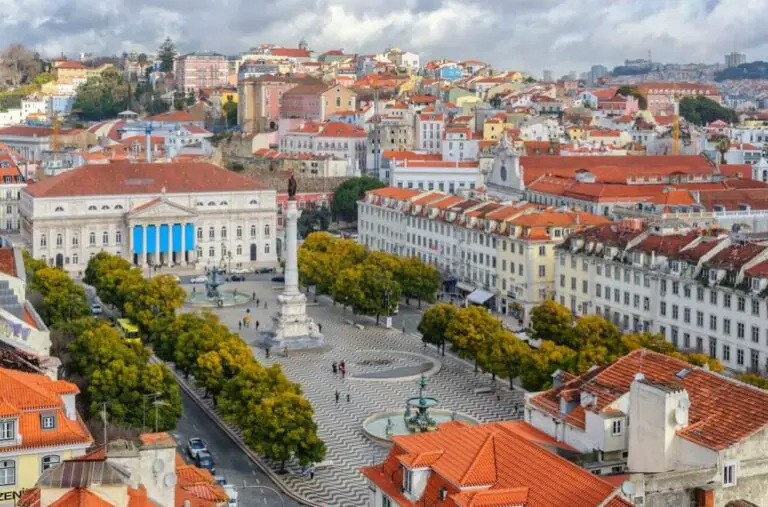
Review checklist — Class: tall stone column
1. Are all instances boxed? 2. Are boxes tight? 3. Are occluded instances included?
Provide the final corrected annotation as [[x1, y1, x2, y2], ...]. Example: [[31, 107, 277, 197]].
[[155, 224, 160, 265], [283, 200, 300, 296], [182, 223, 187, 264], [142, 226, 148, 266], [262, 198, 324, 350], [129, 225, 135, 265]]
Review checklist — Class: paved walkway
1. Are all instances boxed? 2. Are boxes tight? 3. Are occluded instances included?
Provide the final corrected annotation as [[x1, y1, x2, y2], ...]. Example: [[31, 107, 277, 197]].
[[182, 281, 524, 507]]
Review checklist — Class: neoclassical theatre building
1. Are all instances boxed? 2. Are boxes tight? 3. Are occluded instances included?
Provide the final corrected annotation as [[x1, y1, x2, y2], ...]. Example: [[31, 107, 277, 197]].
[[20, 162, 278, 272]]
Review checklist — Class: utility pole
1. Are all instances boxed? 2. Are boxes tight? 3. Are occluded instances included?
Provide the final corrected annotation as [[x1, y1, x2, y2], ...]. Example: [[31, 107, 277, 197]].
[[102, 402, 108, 446]]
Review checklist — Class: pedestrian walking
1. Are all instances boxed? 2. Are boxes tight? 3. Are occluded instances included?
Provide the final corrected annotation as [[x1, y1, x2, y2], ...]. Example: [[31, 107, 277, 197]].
[[340, 360, 345, 370], [335, 390, 340, 404], [238, 321, 242, 331], [265, 302, 268, 310], [283, 346, 288, 358], [192, 286, 196, 294], [332, 361, 338, 375], [402, 324, 406, 334], [234, 288, 238, 296], [346, 393, 350, 403], [256, 298, 260, 307], [255, 320, 260, 330], [265, 347, 270, 358], [340, 366, 346, 380], [252, 291, 256, 301], [318, 323, 323, 333]]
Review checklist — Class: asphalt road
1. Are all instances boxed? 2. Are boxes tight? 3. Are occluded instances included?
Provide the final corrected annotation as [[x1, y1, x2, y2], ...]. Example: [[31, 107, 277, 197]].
[[172, 391, 302, 507]]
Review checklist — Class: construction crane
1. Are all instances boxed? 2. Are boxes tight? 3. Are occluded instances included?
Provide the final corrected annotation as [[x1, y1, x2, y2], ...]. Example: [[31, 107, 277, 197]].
[[51, 114, 61, 156], [670, 97, 680, 156]]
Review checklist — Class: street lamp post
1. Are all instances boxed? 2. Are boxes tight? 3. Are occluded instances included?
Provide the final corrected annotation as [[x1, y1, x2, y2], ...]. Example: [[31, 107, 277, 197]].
[[384, 288, 393, 329], [141, 392, 163, 433]]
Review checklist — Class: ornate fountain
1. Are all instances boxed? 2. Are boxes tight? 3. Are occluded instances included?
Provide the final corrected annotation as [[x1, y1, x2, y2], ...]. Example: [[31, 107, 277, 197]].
[[185, 256, 251, 308], [404, 375, 440, 433]]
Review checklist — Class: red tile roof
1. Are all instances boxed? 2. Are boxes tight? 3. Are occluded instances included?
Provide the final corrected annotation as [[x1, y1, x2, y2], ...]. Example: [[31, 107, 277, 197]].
[[0, 126, 55, 137], [629, 232, 700, 257], [50, 488, 112, 507], [146, 111, 198, 123], [269, 47, 311, 58], [317, 122, 366, 138], [362, 420, 622, 507], [368, 187, 421, 200], [704, 243, 766, 271], [25, 162, 266, 198], [531, 349, 768, 450], [0, 248, 16, 277], [56, 61, 87, 70]]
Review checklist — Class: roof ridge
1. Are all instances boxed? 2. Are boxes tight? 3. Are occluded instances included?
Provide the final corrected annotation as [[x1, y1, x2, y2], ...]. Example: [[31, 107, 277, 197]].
[[459, 431, 497, 485]]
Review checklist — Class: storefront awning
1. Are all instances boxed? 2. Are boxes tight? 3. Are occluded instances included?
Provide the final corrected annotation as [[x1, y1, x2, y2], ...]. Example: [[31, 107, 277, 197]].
[[467, 289, 495, 305], [456, 282, 475, 293]]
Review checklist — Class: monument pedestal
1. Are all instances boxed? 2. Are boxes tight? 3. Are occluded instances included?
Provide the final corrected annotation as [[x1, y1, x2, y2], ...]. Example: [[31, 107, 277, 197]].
[[261, 198, 324, 350]]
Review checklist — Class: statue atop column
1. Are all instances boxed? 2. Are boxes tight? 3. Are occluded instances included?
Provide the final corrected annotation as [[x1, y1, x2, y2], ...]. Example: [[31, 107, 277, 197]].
[[287, 173, 297, 201]]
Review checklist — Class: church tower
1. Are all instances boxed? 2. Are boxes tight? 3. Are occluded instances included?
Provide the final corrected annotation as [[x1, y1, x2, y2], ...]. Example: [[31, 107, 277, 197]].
[[485, 135, 525, 200]]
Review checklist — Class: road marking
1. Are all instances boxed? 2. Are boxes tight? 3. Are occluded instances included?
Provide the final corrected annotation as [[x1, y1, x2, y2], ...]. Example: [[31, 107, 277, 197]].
[[263, 497, 267, 504], [192, 424, 199, 432]]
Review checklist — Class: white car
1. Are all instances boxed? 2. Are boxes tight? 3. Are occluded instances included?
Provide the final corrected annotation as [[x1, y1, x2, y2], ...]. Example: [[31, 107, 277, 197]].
[[190, 275, 208, 284], [229, 267, 250, 274], [91, 303, 103, 315]]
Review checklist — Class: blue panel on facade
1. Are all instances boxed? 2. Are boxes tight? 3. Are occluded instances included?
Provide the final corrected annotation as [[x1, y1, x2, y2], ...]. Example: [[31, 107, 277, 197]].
[[172, 224, 182, 252], [133, 225, 143, 254], [147, 225, 157, 253], [160, 225, 170, 253], [185, 224, 194, 251]]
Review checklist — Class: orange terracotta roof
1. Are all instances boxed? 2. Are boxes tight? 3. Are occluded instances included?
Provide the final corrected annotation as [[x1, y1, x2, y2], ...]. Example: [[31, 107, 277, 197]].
[[0, 248, 16, 277], [394, 160, 479, 168], [363, 420, 622, 507], [367, 187, 421, 200], [382, 150, 442, 161], [127, 485, 153, 507], [146, 111, 198, 123], [412, 192, 448, 206], [269, 47, 311, 58], [531, 349, 768, 450], [139, 432, 175, 446], [50, 488, 112, 507], [25, 162, 265, 198], [317, 122, 366, 138]]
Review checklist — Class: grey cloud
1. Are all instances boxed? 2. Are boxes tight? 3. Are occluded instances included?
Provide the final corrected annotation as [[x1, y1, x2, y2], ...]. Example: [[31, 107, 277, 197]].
[[1, 0, 767, 75]]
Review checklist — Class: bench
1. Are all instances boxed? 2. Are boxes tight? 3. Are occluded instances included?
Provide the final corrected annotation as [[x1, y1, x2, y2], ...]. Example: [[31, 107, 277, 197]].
[[472, 387, 493, 395], [354, 324, 365, 330]]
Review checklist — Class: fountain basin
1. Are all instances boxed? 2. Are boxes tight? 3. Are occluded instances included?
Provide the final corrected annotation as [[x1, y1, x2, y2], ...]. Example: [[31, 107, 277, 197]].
[[185, 290, 252, 307], [363, 409, 480, 446]]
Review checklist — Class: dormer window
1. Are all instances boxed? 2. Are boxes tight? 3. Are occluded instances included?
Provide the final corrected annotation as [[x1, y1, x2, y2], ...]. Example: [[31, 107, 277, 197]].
[[752, 278, 761, 292], [402, 468, 412, 494], [671, 261, 680, 272], [41, 413, 56, 430], [709, 269, 717, 281], [88, 205, 97, 211], [611, 419, 623, 435], [0, 420, 14, 440]]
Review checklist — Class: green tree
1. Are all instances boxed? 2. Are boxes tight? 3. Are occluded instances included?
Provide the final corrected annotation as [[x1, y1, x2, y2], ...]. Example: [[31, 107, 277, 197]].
[[31, 267, 90, 327], [679, 96, 738, 126], [242, 392, 326, 472], [445, 306, 503, 371], [68, 322, 147, 377], [571, 314, 621, 352], [297, 207, 331, 239], [158, 37, 176, 72], [478, 331, 531, 388], [72, 68, 130, 121], [331, 266, 364, 312], [195, 335, 251, 400], [737, 373, 768, 389], [418, 303, 457, 355], [330, 176, 385, 222], [529, 300, 573, 346], [217, 362, 299, 427], [397, 257, 441, 308], [223, 99, 238, 127], [356, 263, 402, 323], [22, 249, 46, 278], [174, 312, 230, 376], [125, 274, 186, 338], [137, 53, 148, 70], [615, 85, 647, 110], [715, 135, 731, 164], [519, 340, 578, 391]]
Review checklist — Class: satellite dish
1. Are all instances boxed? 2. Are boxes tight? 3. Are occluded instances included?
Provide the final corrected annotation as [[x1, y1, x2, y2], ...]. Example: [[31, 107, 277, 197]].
[[152, 458, 165, 474], [164, 472, 177, 488], [679, 398, 691, 409], [621, 480, 634, 496]]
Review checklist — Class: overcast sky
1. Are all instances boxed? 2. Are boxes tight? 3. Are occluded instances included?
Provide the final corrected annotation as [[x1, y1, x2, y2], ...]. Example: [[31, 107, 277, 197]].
[[1, 0, 766, 76]]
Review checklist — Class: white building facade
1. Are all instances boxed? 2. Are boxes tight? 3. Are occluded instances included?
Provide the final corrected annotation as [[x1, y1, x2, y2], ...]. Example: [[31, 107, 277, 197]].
[[21, 162, 278, 273]]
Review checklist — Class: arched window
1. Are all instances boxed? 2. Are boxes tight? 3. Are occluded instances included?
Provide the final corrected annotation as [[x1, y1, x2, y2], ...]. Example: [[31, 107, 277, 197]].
[[0, 459, 15, 486], [208, 246, 215, 258], [264, 224, 271, 237], [236, 226, 242, 239], [207, 201, 216, 206], [89, 232, 96, 245], [250, 225, 256, 238], [40, 234, 47, 247], [88, 205, 97, 211], [208, 227, 215, 239], [54, 206, 63, 212], [115, 231, 122, 244], [221, 227, 227, 239], [114, 204, 123, 210], [249, 199, 258, 205], [41, 455, 60, 471], [101, 205, 110, 210], [102, 232, 109, 245], [265, 243, 270, 254], [56, 234, 62, 247], [72, 234, 78, 246], [197, 228, 203, 240], [220, 201, 228, 206]]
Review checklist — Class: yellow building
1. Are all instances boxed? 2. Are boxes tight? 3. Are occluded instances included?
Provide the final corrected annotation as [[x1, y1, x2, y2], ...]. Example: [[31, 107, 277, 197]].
[[54, 61, 113, 85], [567, 125, 586, 141], [483, 114, 514, 141], [0, 367, 92, 498]]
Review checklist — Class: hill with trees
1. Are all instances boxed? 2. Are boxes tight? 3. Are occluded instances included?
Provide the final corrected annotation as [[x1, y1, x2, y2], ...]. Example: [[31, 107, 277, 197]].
[[715, 61, 768, 81]]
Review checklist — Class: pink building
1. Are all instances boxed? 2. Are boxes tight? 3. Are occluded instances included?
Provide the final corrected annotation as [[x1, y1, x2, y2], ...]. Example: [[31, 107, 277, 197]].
[[174, 52, 229, 94], [638, 82, 721, 116], [597, 95, 639, 117], [238, 75, 301, 132], [279, 84, 356, 122]]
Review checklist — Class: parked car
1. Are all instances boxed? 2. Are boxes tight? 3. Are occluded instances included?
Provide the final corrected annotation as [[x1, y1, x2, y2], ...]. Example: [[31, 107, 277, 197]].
[[186, 437, 208, 459], [215, 477, 238, 506], [228, 274, 246, 282], [90, 303, 103, 315], [256, 267, 275, 274], [229, 267, 250, 274], [190, 275, 208, 284], [271, 275, 285, 283], [195, 450, 215, 474]]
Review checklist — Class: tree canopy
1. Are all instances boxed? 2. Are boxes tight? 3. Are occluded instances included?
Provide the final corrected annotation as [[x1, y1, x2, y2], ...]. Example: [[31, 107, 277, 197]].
[[158, 37, 176, 72], [73, 68, 130, 121], [679, 96, 738, 126], [615, 85, 647, 110], [331, 176, 385, 222]]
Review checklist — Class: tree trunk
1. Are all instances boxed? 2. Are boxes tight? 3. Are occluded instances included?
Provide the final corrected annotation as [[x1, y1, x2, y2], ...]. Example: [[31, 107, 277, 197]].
[[474, 357, 478, 373], [376, 313, 380, 325], [418, 297, 422, 309], [280, 460, 286, 472], [491, 371, 496, 381]]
